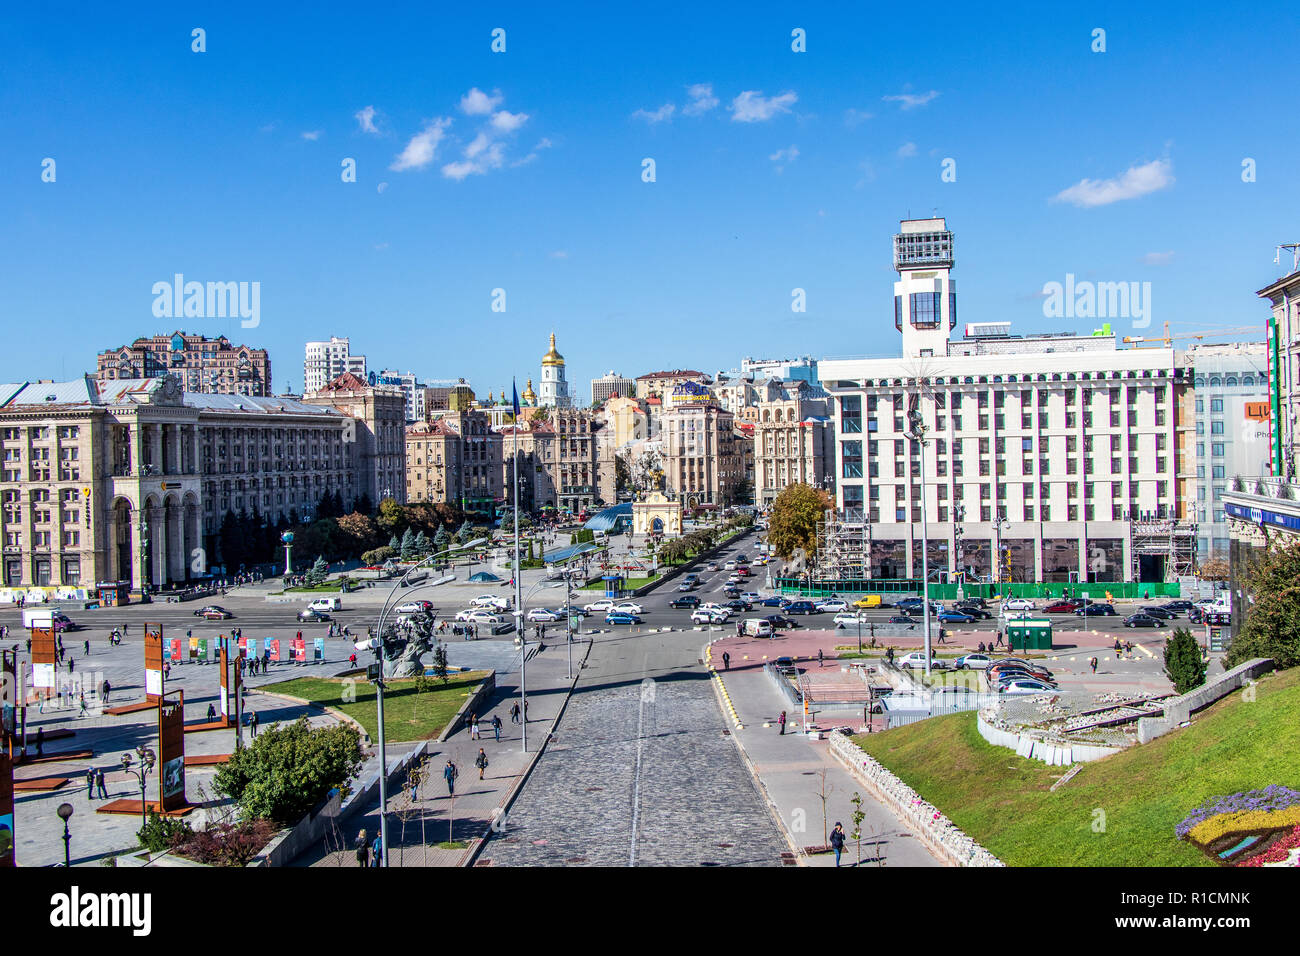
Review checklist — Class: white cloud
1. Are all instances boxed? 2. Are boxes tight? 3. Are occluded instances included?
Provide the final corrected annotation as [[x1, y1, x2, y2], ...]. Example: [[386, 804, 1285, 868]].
[[390, 117, 451, 171], [354, 106, 379, 134], [460, 87, 503, 115], [632, 103, 676, 124], [896, 141, 917, 159], [301, 130, 322, 141], [490, 110, 529, 133], [512, 138, 553, 167], [882, 90, 940, 110], [769, 145, 799, 172], [683, 83, 719, 116], [1141, 251, 1176, 265], [442, 141, 506, 180], [729, 90, 798, 122], [376, 182, 388, 194], [1052, 159, 1175, 208], [844, 108, 874, 127]]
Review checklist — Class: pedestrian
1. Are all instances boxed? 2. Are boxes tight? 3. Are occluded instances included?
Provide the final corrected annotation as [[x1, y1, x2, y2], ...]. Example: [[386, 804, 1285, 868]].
[[444, 759, 458, 796], [35, 727, 44, 756], [78, 692, 87, 717], [207, 703, 216, 721], [475, 748, 488, 780], [510, 702, 520, 724], [83, 639, 90, 656], [101, 679, 111, 703], [722, 651, 730, 671], [469, 714, 479, 740], [86, 766, 96, 800], [1090, 656, 1098, 674], [736, 620, 743, 637], [778, 710, 787, 736], [830, 821, 846, 867], [491, 714, 502, 742], [371, 834, 382, 867], [249, 710, 259, 738], [995, 630, 1003, 648], [349, 653, 357, 668], [68, 657, 75, 674], [818, 647, 824, 668], [95, 767, 108, 799], [355, 829, 371, 868]]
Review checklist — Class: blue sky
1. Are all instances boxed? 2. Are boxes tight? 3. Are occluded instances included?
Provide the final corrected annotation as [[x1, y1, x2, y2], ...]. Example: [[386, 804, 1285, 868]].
[[2, 2, 1297, 398]]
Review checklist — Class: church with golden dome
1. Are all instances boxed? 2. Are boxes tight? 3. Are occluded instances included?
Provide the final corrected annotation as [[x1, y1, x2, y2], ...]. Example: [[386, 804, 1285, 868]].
[[537, 332, 571, 408]]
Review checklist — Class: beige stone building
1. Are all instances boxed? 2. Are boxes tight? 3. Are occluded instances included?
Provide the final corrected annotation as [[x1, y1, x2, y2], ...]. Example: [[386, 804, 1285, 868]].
[[754, 378, 836, 507], [96, 331, 272, 396], [405, 409, 502, 519], [303, 372, 406, 504], [660, 396, 742, 507], [634, 369, 708, 402]]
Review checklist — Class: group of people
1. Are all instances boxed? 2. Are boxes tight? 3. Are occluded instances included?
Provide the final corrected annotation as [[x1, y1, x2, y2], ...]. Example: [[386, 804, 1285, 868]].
[[467, 712, 503, 743]]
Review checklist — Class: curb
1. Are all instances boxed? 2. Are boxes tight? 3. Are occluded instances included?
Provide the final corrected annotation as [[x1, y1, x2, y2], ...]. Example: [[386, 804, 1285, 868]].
[[703, 639, 743, 729]]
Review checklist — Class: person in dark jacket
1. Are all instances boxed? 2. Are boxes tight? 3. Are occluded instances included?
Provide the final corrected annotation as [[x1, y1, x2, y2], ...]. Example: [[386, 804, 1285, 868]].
[[444, 759, 458, 796], [830, 822, 846, 866], [475, 748, 489, 780], [778, 711, 786, 735]]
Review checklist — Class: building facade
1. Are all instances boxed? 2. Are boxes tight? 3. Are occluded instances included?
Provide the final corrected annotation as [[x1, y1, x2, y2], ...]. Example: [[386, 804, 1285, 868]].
[[591, 371, 635, 406], [635, 369, 708, 402], [96, 332, 271, 396], [302, 373, 406, 504], [405, 409, 502, 518], [304, 337, 367, 394], [753, 378, 836, 507], [372, 369, 426, 423], [660, 396, 742, 508]]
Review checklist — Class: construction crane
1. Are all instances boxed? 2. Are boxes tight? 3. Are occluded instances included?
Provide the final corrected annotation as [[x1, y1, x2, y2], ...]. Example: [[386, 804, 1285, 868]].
[[1122, 320, 1261, 347]]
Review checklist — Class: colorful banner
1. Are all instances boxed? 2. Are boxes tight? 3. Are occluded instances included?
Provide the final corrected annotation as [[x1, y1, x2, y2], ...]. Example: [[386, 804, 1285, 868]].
[[246, 638, 260, 660], [237, 635, 247, 657], [169, 639, 181, 662], [293, 637, 306, 662], [313, 637, 324, 661], [268, 639, 281, 662], [197, 637, 208, 661], [188, 637, 199, 660]]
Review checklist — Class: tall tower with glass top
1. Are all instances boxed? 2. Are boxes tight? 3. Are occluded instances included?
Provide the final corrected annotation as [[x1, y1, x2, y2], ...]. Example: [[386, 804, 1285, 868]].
[[893, 218, 956, 358]]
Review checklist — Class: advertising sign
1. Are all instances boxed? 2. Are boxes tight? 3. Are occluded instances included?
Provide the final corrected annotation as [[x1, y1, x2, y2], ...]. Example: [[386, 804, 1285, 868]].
[[189, 637, 199, 661], [197, 637, 208, 662], [313, 637, 324, 661], [144, 623, 164, 702], [168, 639, 181, 662], [269, 639, 281, 662], [293, 637, 306, 662], [246, 638, 260, 660], [30, 626, 56, 695], [236, 635, 247, 657], [158, 694, 186, 811]]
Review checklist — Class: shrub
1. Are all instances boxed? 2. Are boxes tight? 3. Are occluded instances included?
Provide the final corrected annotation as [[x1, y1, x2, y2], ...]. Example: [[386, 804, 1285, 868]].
[[361, 546, 397, 566], [137, 810, 193, 852], [1163, 627, 1206, 694], [173, 818, 279, 867]]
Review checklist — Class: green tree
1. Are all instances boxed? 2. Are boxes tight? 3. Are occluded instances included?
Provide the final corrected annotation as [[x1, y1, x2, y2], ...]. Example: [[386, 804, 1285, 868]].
[[432, 643, 449, 684], [389, 534, 400, 551], [213, 718, 363, 825], [1224, 540, 1300, 670], [400, 528, 416, 561], [767, 482, 831, 562], [377, 497, 406, 537], [306, 555, 329, 586], [433, 525, 451, 550], [414, 530, 430, 556], [455, 519, 473, 543], [1163, 627, 1206, 694], [361, 546, 396, 565]]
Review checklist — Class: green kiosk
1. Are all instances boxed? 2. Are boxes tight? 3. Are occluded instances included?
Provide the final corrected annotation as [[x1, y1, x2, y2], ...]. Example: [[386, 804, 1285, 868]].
[[1006, 616, 1054, 651]]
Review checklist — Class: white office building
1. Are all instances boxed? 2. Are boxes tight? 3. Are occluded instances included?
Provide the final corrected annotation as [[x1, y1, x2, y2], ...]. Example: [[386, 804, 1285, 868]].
[[304, 337, 367, 394]]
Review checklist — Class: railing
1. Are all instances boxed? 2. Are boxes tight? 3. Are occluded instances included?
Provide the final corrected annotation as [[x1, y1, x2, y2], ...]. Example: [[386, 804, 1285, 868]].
[[775, 577, 1182, 599]]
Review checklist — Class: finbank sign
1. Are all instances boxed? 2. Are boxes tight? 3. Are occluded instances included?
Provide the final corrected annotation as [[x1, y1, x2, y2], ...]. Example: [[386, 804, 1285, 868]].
[[49, 887, 152, 936]]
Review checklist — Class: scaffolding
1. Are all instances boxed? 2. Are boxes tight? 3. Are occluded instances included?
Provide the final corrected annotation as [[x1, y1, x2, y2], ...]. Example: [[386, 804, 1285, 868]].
[[816, 508, 871, 580], [1129, 518, 1198, 581]]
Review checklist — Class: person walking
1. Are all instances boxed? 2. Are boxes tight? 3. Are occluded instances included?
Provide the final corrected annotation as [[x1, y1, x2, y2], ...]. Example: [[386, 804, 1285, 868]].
[[995, 630, 1003, 648], [355, 829, 371, 867], [83, 639, 90, 656], [778, 710, 787, 736], [371, 834, 382, 866], [443, 759, 458, 796], [68, 657, 75, 674], [95, 767, 108, 799], [469, 714, 480, 740], [248, 709, 259, 738], [817, 647, 825, 668], [510, 702, 520, 724], [35, 726, 44, 756], [722, 651, 730, 671], [86, 766, 97, 801], [830, 821, 846, 867], [1090, 656, 1098, 674], [101, 679, 111, 703], [491, 714, 502, 742], [207, 703, 216, 721], [475, 748, 488, 781]]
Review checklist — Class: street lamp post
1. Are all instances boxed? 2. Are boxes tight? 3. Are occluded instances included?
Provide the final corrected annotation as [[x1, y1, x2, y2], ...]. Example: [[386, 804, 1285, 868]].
[[57, 802, 74, 867], [906, 405, 933, 680], [994, 512, 1010, 589], [120, 746, 156, 827]]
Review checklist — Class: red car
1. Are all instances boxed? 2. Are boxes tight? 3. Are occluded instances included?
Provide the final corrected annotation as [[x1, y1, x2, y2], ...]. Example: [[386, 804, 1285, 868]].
[[1043, 599, 1082, 613]]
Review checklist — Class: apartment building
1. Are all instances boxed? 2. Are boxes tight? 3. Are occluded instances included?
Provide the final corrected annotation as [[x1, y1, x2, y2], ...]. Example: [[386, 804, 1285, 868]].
[[96, 332, 271, 396], [302, 372, 406, 505], [405, 409, 502, 518], [591, 371, 635, 406], [303, 337, 367, 394], [753, 378, 836, 507], [660, 395, 743, 508]]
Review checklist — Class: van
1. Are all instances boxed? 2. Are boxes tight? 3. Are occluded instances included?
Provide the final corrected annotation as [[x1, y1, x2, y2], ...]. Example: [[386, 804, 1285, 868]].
[[743, 618, 774, 638], [308, 597, 342, 612]]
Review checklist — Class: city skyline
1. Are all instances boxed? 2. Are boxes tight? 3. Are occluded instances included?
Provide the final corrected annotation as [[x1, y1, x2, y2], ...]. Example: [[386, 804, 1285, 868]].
[[4, 4, 1298, 394]]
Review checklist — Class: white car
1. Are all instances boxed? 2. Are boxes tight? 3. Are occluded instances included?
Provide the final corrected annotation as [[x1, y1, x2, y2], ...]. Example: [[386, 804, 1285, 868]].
[[896, 651, 946, 670], [999, 678, 1058, 696], [470, 594, 508, 610], [741, 592, 761, 602], [583, 599, 615, 613], [527, 608, 562, 623], [723, 561, 737, 570], [455, 609, 501, 624], [1002, 598, 1036, 612], [613, 601, 643, 615], [832, 612, 868, 627], [692, 608, 729, 624], [727, 574, 741, 584], [394, 601, 424, 614], [818, 600, 849, 613]]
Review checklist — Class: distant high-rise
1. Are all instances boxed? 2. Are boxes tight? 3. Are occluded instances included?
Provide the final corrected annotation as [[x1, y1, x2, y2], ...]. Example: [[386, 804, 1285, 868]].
[[591, 370, 634, 406], [304, 337, 367, 393], [893, 218, 956, 358]]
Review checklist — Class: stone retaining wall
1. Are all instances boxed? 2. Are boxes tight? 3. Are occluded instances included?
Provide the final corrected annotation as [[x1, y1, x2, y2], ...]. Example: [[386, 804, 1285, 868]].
[[1136, 658, 1273, 744], [828, 730, 1003, 867], [976, 713, 1123, 765]]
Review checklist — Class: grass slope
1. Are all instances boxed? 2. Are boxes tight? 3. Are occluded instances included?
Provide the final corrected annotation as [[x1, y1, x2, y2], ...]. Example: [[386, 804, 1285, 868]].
[[265, 672, 489, 742], [853, 667, 1300, 866]]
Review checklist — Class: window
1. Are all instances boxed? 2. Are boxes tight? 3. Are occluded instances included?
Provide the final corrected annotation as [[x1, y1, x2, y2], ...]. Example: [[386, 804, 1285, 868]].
[[1210, 398, 1223, 413], [840, 441, 862, 478], [1212, 465, 1225, 479], [840, 396, 862, 434], [909, 291, 941, 329], [1211, 421, 1225, 435], [1212, 442, 1224, 457]]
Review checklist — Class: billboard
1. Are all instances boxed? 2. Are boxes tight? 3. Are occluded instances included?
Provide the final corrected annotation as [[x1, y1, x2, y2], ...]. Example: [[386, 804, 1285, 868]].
[[30, 626, 57, 697], [144, 623, 164, 702], [158, 693, 186, 811]]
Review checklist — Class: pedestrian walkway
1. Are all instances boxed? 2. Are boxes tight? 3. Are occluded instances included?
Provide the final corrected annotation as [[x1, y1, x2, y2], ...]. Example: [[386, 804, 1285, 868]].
[[294, 638, 588, 867], [713, 650, 941, 868]]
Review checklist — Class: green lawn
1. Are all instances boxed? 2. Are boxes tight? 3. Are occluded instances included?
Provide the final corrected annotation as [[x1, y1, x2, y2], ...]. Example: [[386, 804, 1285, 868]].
[[853, 667, 1300, 866], [264, 672, 489, 742], [580, 574, 659, 591]]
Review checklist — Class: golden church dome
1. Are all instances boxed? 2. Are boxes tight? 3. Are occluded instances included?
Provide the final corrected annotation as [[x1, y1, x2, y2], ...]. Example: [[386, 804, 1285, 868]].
[[541, 332, 565, 367]]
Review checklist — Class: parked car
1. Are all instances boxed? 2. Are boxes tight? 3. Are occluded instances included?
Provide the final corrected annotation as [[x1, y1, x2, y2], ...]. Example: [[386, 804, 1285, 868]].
[[786, 600, 819, 615], [763, 614, 800, 629], [742, 618, 774, 637], [583, 599, 615, 613], [1002, 598, 1035, 612], [1043, 600, 1083, 614], [817, 600, 849, 613], [896, 652, 946, 670], [613, 602, 643, 615], [670, 595, 702, 609], [195, 605, 233, 620], [953, 653, 992, 670], [725, 599, 753, 613], [1140, 606, 1176, 620], [999, 678, 1059, 695], [527, 608, 563, 623], [470, 594, 508, 609], [760, 596, 787, 607], [1123, 613, 1165, 628], [937, 611, 976, 623], [691, 608, 729, 625], [606, 612, 643, 625], [297, 608, 331, 622], [456, 609, 502, 624], [990, 667, 1056, 686], [1076, 603, 1118, 616], [887, 615, 916, 625]]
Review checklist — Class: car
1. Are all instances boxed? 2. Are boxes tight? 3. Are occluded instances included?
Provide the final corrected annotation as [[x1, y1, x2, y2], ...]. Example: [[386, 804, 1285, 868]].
[[726, 574, 742, 585], [613, 601, 643, 615], [1002, 598, 1035, 612], [896, 652, 946, 670], [817, 600, 849, 613], [988, 663, 1056, 682], [1187, 606, 1206, 624], [606, 612, 643, 625], [852, 596, 883, 609], [735, 567, 752, 577], [953, 605, 993, 619], [676, 582, 695, 592], [470, 594, 508, 609], [583, 599, 615, 613], [1160, 600, 1195, 613], [887, 615, 916, 624], [952, 653, 993, 670], [723, 561, 737, 570], [1076, 603, 1118, 616], [896, 598, 938, 614], [455, 609, 502, 624], [195, 605, 232, 620], [990, 667, 1056, 686], [1123, 613, 1165, 628], [735, 555, 749, 564], [999, 678, 1059, 695], [832, 612, 869, 627], [1043, 600, 1083, 614], [725, 599, 753, 613], [741, 592, 761, 602], [527, 608, 563, 623], [560, 604, 589, 618], [691, 608, 729, 625], [937, 611, 976, 623], [670, 595, 702, 609], [763, 614, 800, 629], [1140, 606, 1176, 620], [394, 601, 428, 614], [49, 611, 79, 632], [785, 600, 819, 615], [705, 563, 720, 572], [297, 608, 331, 622], [760, 596, 787, 607]]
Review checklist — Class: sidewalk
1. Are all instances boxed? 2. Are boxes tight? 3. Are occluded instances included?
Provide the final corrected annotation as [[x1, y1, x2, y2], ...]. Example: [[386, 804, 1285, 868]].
[[294, 637, 588, 867], [711, 647, 941, 868]]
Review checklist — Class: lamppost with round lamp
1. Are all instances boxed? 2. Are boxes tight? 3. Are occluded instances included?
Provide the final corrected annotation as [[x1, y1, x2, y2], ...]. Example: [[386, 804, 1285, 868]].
[[281, 531, 295, 576], [120, 745, 156, 827], [56, 802, 74, 867]]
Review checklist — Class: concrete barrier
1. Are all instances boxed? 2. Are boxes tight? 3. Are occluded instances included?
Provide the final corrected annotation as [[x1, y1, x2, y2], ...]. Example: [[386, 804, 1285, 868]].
[[1136, 658, 1273, 744]]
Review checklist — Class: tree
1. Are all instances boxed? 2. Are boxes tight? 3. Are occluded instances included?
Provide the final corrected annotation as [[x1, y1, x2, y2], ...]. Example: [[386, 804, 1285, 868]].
[[337, 512, 379, 558], [431, 643, 449, 683], [455, 520, 473, 543], [400, 528, 416, 561], [306, 555, 329, 586], [354, 492, 375, 517], [433, 525, 451, 550], [361, 546, 396, 566], [377, 497, 406, 537], [414, 530, 430, 556], [218, 509, 246, 573], [1198, 557, 1230, 582], [213, 718, 363, 825], [1224, 540, 1300, 670], [767, 482, 831, 562], [389, 534, 400, 551], [1164, 627, 1206, 694]]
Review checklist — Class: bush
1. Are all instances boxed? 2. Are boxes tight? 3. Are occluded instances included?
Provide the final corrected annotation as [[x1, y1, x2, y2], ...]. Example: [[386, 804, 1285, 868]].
[[361, 546, 397, 566], [214, 717, 363, 826], [1224, 540, 1300, 670], [137, 810, 193, 852], [172, 818, 279, 867], [1163, 627, 1206, 694]]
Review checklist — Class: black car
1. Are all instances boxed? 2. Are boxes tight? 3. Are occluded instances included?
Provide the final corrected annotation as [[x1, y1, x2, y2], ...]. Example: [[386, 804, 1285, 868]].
[[725, 599, 753, 613], [1076, 603, 1117, 616], [1160, 600, 1195, 613], [297, 608, 331, 622], [1140, 606, 1176, 620], [888, 615, 916, 625], [764, 614, 800, 629], [669, 595, 701, 609], [1123, 613, 1165, 628], [954, 605, 993, 620], [785, 600, 818, 615]]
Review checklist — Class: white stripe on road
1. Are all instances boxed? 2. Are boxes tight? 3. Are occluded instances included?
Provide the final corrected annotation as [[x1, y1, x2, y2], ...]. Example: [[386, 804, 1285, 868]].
[[629, 678, 653, 867]]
